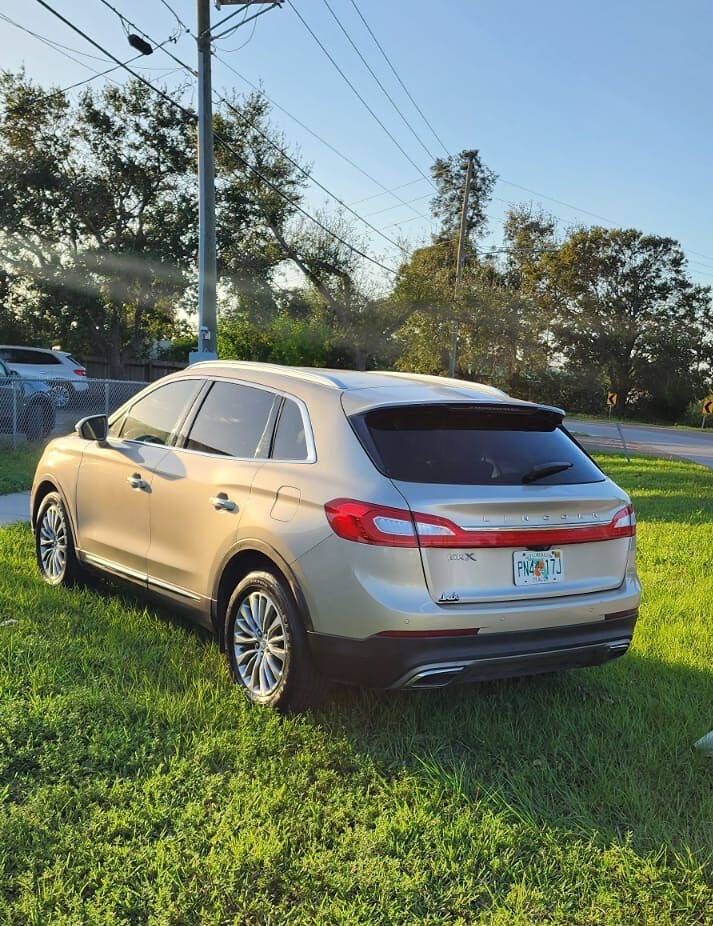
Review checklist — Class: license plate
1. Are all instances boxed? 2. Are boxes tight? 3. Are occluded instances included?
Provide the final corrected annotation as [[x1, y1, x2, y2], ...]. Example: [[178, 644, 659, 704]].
[[513, 549, 564, 586]]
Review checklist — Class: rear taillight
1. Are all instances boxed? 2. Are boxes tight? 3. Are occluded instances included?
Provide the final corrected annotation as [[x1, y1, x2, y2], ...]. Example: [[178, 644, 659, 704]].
[[611, 504, 636, 536], [325, 500, 637, 548], [73, 368, 86, 376]]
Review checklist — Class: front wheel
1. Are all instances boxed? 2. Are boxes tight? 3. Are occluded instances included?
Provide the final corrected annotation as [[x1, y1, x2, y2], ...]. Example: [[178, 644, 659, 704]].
[[225, 570, 325, 712], [35, 492, 82, 586]]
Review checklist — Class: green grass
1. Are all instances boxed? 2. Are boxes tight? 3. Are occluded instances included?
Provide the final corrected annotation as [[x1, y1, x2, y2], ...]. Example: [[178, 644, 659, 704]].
[[1, 454, 712, 923], [0, 442, 44, 494]]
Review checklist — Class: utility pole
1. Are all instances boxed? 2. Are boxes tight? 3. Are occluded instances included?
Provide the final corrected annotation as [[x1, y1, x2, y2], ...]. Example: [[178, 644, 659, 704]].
[[190, 1, 279, 364], [190, 0, 218, 362], [448, 151, 475, 377]]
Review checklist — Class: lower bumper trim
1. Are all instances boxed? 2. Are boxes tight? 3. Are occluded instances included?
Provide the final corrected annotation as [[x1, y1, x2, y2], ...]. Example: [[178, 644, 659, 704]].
[[307, 613, 638, 689]]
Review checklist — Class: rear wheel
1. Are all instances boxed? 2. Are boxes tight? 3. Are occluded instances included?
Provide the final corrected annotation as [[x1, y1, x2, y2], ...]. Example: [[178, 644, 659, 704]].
[[35, 492, 82, 586], [23, 401, 44, 441], [225, 570, 326, 712]]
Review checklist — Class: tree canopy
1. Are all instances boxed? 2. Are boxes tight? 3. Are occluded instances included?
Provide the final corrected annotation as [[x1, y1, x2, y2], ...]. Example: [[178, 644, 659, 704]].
[[0, 71, 710, 421]]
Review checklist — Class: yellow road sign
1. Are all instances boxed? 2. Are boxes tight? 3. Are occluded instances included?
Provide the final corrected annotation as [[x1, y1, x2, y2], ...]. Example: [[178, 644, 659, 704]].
[[703, 397, 713, 416], [607, 392, 618, 407]]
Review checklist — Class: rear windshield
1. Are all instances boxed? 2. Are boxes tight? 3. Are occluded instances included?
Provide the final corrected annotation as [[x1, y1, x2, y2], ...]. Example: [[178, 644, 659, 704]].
[[353, 403, 604, 486]]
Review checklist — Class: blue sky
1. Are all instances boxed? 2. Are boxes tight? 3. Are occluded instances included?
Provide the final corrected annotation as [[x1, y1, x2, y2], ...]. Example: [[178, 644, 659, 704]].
[[2, 0, 713, 285]]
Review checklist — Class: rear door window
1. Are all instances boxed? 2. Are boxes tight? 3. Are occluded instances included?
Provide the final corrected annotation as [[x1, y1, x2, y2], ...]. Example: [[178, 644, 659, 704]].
[[353, 403, 604, 485], [185, 381, 278, 458], [3, 348, 62, 364], [272, 399, 309, 461], [120, 380, 200, 445]]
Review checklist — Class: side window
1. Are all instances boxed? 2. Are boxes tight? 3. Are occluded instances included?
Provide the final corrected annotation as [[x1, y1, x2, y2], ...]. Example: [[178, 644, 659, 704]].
[[6, 349, 61, 364], [119, 380, 200, 445], [185, 381, 277, 458], [272, 399, 309, 461], [108, 412, 126, 439]]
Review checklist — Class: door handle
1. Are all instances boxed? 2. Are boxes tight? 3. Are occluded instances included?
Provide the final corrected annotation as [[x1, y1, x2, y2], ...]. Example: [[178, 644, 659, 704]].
[[210, 492, 237, 512], [128, 473, 149, 491]]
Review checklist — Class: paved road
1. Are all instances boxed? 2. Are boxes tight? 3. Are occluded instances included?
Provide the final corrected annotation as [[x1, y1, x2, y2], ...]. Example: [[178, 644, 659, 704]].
[[567, 418, 713, 468], [0, 491, 30, 526]]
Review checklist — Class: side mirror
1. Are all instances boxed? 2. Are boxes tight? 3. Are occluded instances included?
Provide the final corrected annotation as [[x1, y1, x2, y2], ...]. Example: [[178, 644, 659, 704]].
[[76, 414, 108, 444]]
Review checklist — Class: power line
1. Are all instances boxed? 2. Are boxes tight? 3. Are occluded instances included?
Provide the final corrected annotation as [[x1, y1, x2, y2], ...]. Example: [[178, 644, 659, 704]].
[[365, 191, 432, 218], [348, 0, 450, 158], [23, 54, 157, 111], [33, 0, 399, 277], [349, 177, 426, 206], [0, 11, 179, 111], [211, 70, 409, 254], [212, 52, 429, 220], [286, 0, 435, 191], [0, 11, 110, 63], [156, 0, 190, 36], [91, 0, 409, 253], [319, 0, 436, 163], [218, 13, 259, 52]]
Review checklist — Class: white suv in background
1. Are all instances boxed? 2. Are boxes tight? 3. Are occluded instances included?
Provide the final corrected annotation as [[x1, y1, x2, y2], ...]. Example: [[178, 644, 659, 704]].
[[0, 346, 88, 408]]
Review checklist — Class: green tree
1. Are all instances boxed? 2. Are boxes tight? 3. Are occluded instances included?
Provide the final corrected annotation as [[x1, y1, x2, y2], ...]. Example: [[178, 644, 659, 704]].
[[431, 149, 497, 243], [0, 73, 197, 375], [538, 226, 712, 413]]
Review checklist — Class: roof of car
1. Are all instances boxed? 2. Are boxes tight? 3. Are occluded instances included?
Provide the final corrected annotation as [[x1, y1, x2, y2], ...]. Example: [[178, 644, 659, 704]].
[[186, 360, 511, 401]]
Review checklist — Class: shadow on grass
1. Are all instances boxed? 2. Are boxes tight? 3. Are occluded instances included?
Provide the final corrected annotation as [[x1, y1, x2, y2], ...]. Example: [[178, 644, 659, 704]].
[[309, 651, 713, 857], [2, 524, 712, 865]]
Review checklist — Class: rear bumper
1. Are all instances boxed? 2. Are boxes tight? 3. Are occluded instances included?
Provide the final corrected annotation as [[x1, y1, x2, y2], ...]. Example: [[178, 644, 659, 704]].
[[308, 610, 638, 689]]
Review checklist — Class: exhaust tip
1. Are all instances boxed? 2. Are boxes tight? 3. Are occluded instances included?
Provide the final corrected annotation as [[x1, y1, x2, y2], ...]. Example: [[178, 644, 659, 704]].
[[405, 665, 466, 688]]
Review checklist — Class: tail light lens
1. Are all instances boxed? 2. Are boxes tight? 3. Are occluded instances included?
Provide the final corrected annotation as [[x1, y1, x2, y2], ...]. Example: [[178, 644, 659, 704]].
[[611, 504, 636, 536], [73, 368, 86, 376], [325, 500, 636, 548]]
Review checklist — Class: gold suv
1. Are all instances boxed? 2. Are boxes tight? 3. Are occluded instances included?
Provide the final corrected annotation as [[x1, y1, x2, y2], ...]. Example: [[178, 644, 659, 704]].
[[31, 362, 641, 711]]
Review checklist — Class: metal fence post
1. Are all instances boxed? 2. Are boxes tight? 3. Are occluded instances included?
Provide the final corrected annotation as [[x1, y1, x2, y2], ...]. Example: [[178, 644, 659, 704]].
[[11, 379, 17, 449], [104, 380, 110, 418]]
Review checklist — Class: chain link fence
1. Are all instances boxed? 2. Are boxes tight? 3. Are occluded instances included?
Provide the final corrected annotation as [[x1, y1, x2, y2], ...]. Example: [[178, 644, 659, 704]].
[[0, 377, 148, 448]]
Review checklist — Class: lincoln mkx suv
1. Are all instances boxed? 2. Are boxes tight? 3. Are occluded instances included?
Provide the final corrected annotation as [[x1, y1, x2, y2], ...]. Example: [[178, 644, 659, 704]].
[[31, 362, 641, 711]]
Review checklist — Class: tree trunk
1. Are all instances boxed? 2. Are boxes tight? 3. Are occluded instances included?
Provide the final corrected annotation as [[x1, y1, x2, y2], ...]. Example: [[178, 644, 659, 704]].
[[108, 312, 124, 379]]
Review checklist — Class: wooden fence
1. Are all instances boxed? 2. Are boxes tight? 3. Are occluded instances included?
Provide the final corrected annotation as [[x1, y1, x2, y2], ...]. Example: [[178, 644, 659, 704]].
[[81, 357, 188, 382]]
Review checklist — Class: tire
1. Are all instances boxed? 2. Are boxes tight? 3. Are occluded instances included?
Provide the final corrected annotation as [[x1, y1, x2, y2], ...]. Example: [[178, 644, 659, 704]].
[[224, 570, 326, 713], [23, 401, 45, 441], [41, 399, 56, 438], [35, 492, 82, 587]]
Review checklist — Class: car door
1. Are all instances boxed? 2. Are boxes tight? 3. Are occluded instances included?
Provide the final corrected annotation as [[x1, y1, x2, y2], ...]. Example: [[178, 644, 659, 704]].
[[75, 378, 202, 582], [146, 379, 280, 604]]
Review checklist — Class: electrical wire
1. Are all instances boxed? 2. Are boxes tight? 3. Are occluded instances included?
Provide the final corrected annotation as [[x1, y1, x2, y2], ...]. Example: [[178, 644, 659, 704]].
[[349, 177, 426, 206], [0, 12, 180, 112], [210, 51, 431, 221], [218, 15, 259, 52], [320, 0, 436, 163], [156, 0, 190, 36], [91, 1, 408, 253], [348, 0, 450, 158], [286, 0, 435, 191], [34, 0, 399, 277], [211, 72, 409, 253]]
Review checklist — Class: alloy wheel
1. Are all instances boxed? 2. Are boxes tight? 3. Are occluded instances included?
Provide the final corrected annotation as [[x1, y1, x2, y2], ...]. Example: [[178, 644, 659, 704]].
[[233, 590, 288, 698], [39, 504, 67, 581]]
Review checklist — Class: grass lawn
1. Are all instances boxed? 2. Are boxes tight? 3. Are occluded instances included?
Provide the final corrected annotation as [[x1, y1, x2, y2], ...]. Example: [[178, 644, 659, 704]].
[[0, 441, 45, 494], [1, 454, 712, 924]]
